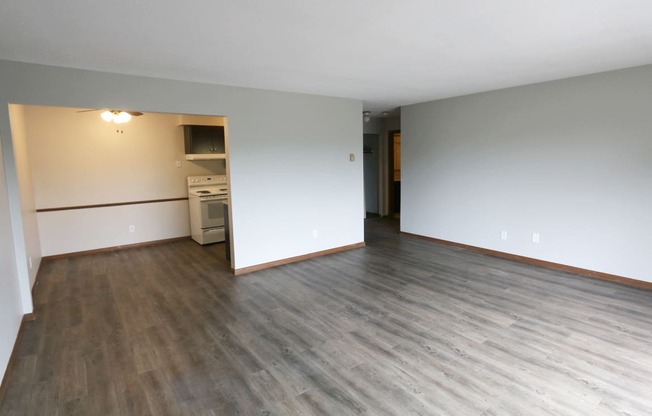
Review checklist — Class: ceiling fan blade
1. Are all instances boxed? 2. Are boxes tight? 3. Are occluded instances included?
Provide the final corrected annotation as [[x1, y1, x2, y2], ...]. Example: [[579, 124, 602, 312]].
[[77, 109, 144, 118]]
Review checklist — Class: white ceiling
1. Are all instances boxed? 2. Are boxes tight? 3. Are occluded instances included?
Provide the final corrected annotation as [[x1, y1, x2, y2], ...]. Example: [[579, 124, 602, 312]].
[[2, 1, 652, 112]]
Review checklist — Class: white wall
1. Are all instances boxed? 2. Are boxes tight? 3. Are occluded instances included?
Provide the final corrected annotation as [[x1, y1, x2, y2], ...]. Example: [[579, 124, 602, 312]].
[[37, 202, 192, 255], [0, 102, 33, 316], [0, 123, 25, 390], [19, 105, 221, 256], [229, 92, 362, 266], [8, 105, 41, 286], [402, 64, 652, 283]]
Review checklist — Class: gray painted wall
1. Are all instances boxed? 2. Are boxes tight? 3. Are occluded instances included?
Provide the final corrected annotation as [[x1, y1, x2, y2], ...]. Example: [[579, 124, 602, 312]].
[[363, 117, 383, 135], [402, 64, 652, 282]]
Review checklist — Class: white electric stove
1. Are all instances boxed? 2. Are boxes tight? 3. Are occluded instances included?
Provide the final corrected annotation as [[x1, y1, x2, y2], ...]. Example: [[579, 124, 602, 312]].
[[187, 175, 228, 245]]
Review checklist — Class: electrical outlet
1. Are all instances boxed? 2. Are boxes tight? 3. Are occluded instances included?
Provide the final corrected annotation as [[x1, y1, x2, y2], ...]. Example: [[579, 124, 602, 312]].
[[500, 230, 507, 240], [129, 225, 135, 233], [349, 153, 355, 162], [532, 233, 540, 243], [176, 161, 182, 168]]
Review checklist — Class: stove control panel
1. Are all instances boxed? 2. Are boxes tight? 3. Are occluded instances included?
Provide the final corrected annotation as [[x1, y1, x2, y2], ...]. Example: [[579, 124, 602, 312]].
[[188, 175, 228, 187], [199, 194, 228, 201]]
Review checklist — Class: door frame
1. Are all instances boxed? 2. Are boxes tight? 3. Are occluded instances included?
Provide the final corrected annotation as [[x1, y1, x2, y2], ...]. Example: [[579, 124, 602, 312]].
[[386, 129, 400, 215]]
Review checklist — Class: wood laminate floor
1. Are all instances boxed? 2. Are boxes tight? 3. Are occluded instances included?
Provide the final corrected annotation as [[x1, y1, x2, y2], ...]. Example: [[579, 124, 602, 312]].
[[2, 218, 652, 415]]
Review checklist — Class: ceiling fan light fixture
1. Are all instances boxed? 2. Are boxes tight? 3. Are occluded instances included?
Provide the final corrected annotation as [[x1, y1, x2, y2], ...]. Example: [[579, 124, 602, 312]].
[[100, 110, 114, 122], [113, 111, 132, 124], [100, 110, 132, 124]]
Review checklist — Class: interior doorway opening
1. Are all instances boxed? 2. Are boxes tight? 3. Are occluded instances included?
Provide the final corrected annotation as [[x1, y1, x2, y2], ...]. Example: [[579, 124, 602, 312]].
[[363, 133, 380, 219], [387, 130, 401, 219], [361, 111, 400, 221]]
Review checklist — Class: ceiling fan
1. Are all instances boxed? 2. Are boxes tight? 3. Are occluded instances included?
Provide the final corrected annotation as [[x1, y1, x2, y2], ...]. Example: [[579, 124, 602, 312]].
[[77, 108, 143, 124]]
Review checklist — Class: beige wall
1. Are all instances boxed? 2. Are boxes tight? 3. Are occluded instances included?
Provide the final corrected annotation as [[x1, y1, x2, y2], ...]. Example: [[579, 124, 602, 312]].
[[18, 105, 225, 256]]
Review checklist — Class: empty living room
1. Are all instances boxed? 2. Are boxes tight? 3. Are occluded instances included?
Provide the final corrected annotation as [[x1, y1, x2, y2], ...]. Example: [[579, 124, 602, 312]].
[[1, 1, 651, 415]]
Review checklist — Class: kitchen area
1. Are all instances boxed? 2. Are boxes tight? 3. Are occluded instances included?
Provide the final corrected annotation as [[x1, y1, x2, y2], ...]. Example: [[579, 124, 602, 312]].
[[9, 104, 233, 269], [182, 122, 231, 260]]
